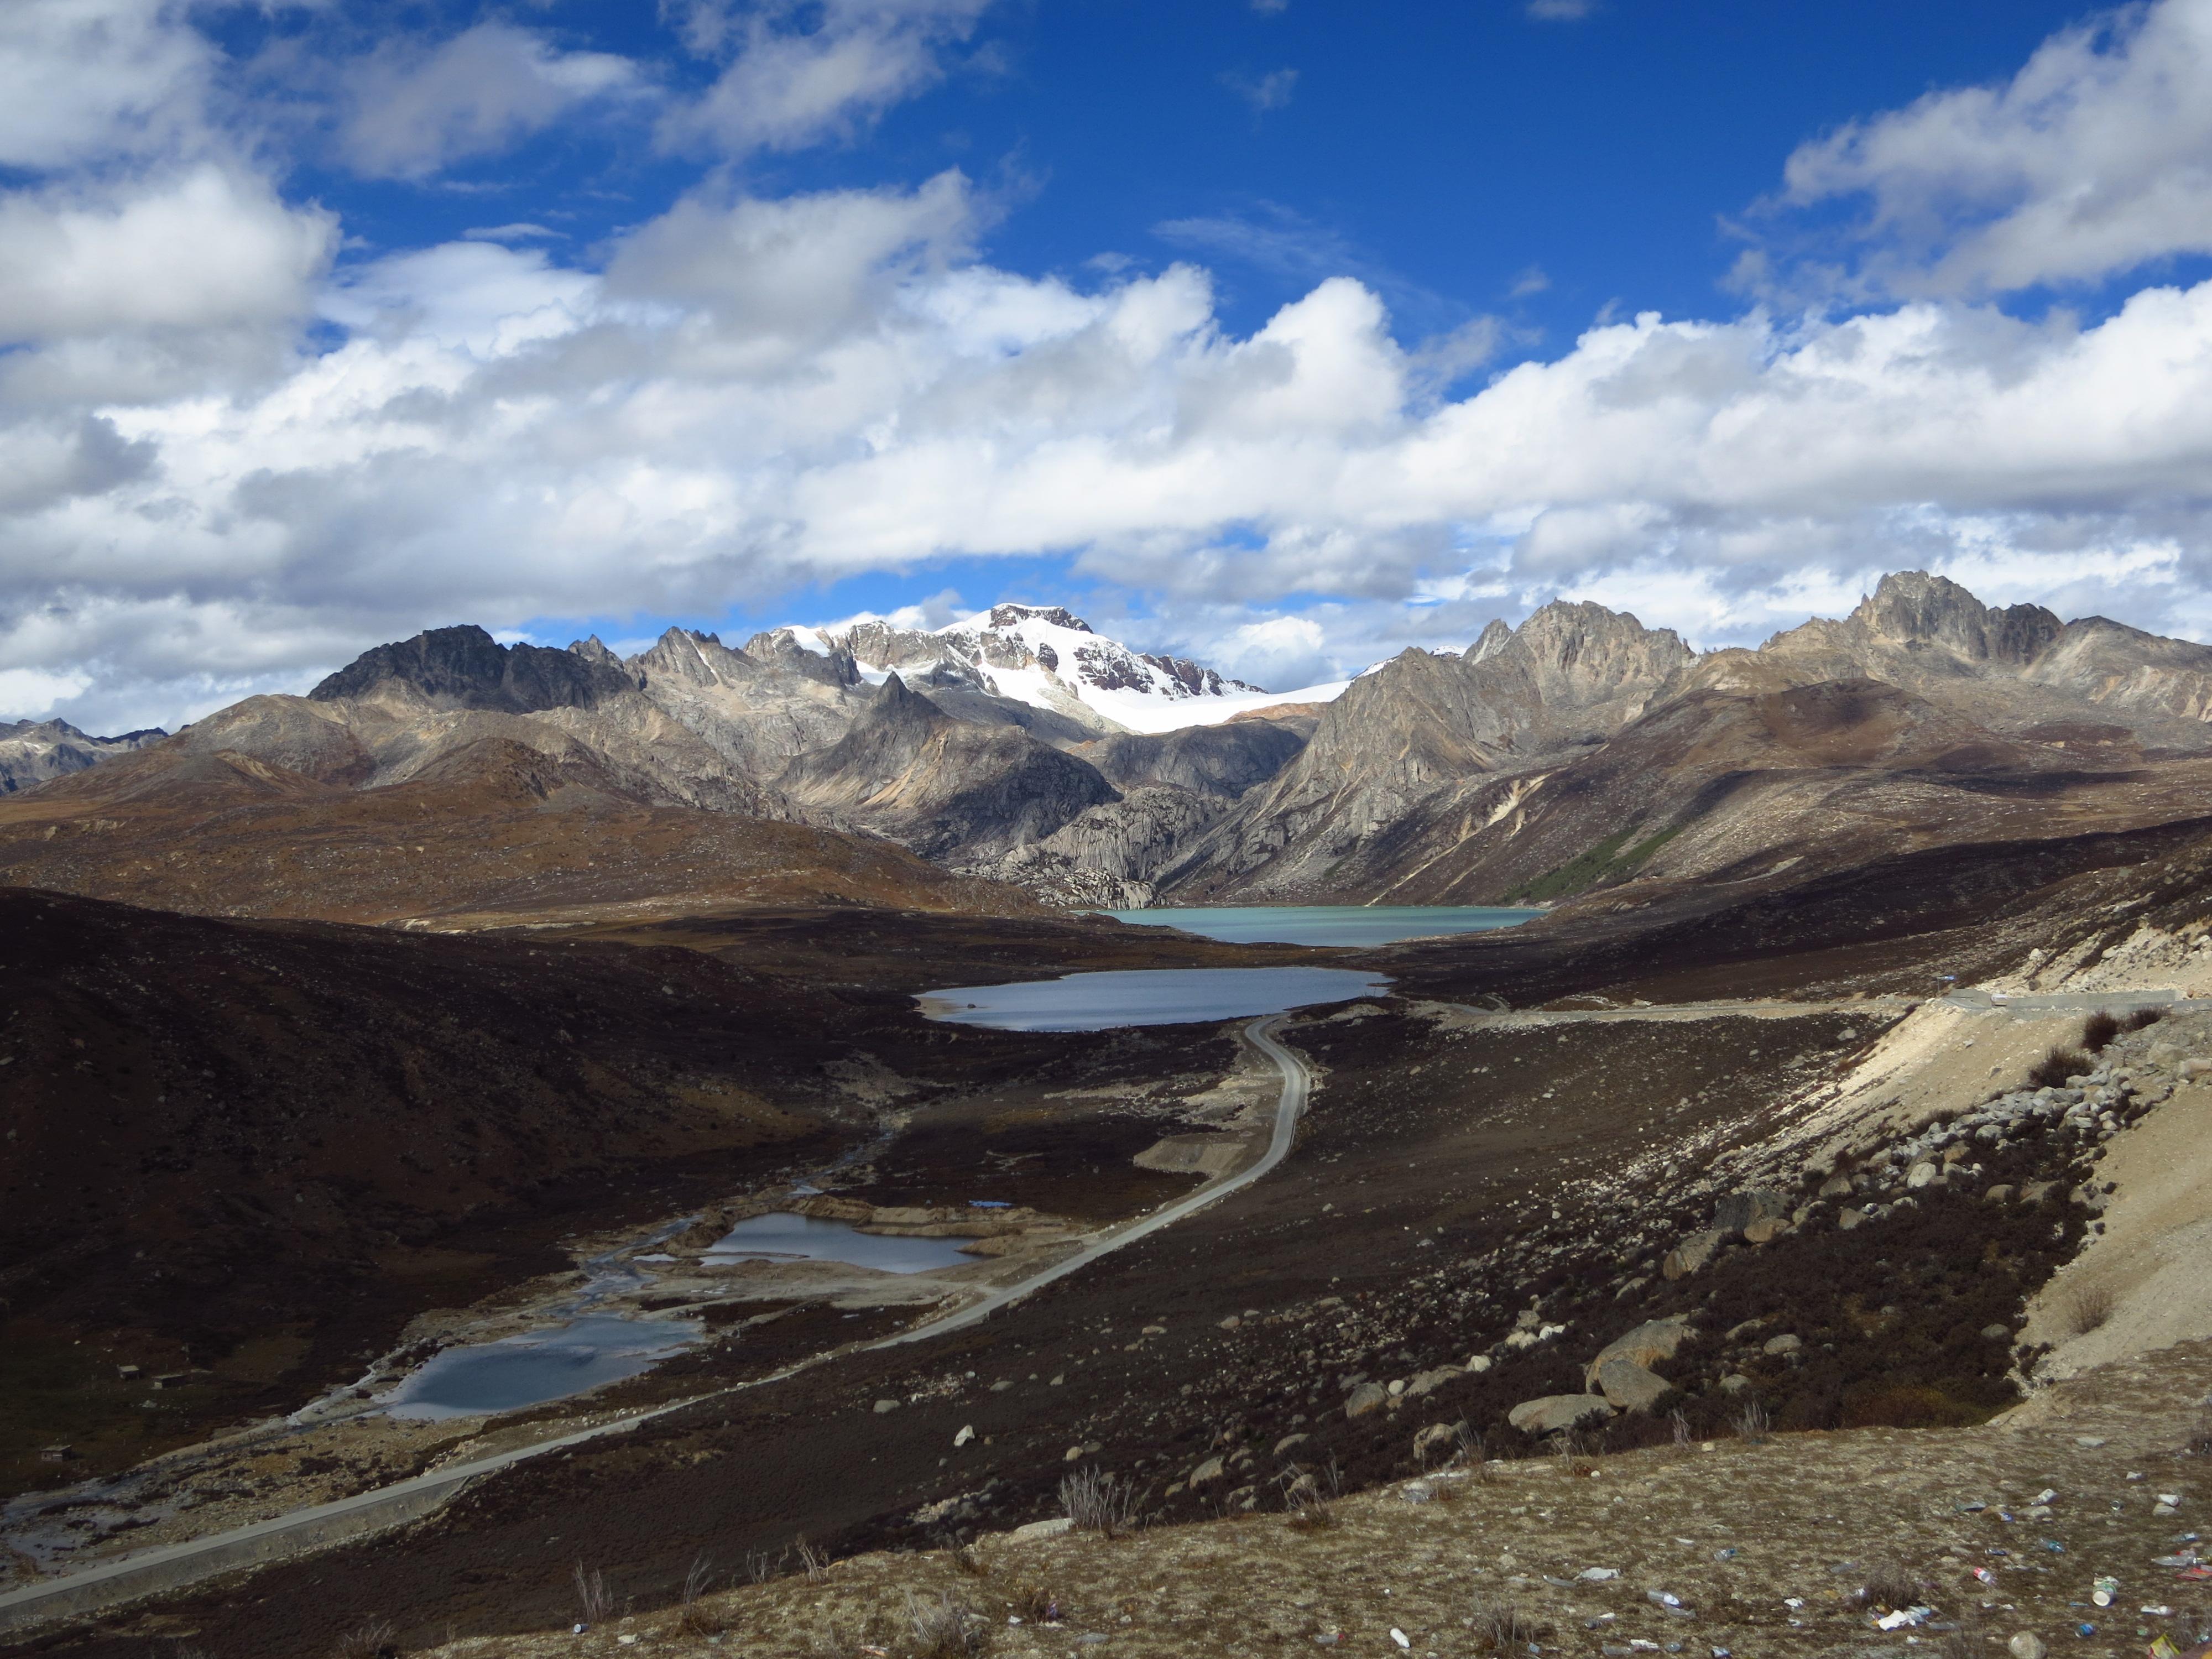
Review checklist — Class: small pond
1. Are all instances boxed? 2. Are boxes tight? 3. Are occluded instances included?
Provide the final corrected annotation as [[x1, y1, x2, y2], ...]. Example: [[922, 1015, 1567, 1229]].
[[706, 1212, 977, 1274], [916, 965, 1391, 1031], [1102, 904, 1541, 948], [383, 1315, 702, 1420]]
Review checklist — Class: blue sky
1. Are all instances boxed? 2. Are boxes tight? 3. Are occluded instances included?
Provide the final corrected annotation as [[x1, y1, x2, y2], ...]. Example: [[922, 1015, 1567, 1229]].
[[8, 0, 2212, 730]]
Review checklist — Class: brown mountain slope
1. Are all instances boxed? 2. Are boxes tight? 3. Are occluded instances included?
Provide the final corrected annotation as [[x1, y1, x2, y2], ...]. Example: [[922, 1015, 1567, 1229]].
[[0, 735, 1035, 927]]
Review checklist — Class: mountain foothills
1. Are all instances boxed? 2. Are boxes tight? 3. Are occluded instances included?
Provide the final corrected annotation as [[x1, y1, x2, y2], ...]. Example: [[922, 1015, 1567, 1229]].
[[6, 575, 2212, 922]]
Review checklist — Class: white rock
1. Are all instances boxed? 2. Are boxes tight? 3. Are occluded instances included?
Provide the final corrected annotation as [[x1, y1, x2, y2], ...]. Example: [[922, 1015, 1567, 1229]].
[[953, 1424, 974, 1447]]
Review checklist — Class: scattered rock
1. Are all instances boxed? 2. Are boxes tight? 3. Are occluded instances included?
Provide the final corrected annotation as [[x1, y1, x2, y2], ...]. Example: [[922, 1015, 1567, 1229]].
[[1009, 1517, 1072, 1542], [1218, 1315, 1241, 1331], [1713, 1190, 1788, 1237], [1464, 1355, 1493, 1374], [1837, 1208, 1866, 1232], [1743, 1215, 1790, 1245], [1718, 1374, 1751, 1395], [1819, 1173, 1855, 1199], [873, 1399, 900, 1414], [953, 1425, 974, 1447], [1345, 1383, 1389, 1418], [1412, 1422, 1458, 1462], [1404, 1365, 1462, 1399], [1983, 1185, 2015, 1205], [1662, 1230, 1725, 1280], [1586, 1316, 1692, 1386], [1983, 1323, 2013, 1341], [1507, 1394, 1614, 1435], [1906, 1161, 1940, 1189], [2007, 1634, 2046, 1659], [1762, 1334, 1802, 1357], [1274, 1432, 1309, 1458], [1188, 1455, 1224, 1486], [1594, 1357, 1672, 1412]]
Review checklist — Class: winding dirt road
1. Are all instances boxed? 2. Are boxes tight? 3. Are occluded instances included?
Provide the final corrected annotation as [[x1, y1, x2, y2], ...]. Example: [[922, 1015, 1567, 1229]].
[[0, 1015, 1316, 1636]]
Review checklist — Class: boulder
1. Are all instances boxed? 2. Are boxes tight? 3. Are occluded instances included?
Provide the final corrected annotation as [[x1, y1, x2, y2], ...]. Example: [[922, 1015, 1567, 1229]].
[[1009, 1516, 1072, 1542], [1464, 1354, 1493, 1374], [1274, 1432, 1309, 1458], [1404, 1365, 1463, 1399], [1818, 1173, 1855, 1199], [1837, 1208, 1866, 1232], [1712, 1190, 1788, 1237], [1718, 1374, 1751, 1395], [1506, 1395, 1614, 1436], [1761, 1333, 1802, 1357], [872, 1399, 900, 1414], [1982, 1185, 2015, 1205], [1188, 1455, 1224, 1486], [1743, 1215, 1790, 1245], [1905, 1161, 1940, 1189], [1584, 1317, 1692, 1389], [1593, 1357, 1671, 1412], [1662, 1230, 1725, 1280], [1412, 1422, 1459, 1462], [1345, 1383, 1389, 1419]]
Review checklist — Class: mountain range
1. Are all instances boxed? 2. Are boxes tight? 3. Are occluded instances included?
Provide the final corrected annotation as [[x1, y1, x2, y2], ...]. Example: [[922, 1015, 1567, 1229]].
[[8, 575, 2212, 924]]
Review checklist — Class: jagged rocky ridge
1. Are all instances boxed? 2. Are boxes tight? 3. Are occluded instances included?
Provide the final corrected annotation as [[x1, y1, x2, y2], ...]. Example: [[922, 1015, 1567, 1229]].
[[13, 574, 2212, 916], [0, 719, 165, 794]]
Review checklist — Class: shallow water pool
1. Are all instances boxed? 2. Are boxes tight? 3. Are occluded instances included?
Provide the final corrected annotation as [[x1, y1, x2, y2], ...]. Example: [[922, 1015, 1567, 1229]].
[[1102, 904, 1540, 947], [915, 964, 1390, 1031], [706, 1212, 977, 1273], [383, 1315, 702, 1420]]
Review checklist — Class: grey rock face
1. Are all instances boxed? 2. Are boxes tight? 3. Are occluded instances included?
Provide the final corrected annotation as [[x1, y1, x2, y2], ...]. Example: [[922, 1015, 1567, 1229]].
[[0, 719, 168, 794], [1593, 1357, 1672, 1412]]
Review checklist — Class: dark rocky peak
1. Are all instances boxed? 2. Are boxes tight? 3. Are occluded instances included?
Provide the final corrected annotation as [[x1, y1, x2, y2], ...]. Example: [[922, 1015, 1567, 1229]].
[[1850, 571, 2062, 664], [310, 624, 638, 713], [987, 603, 1092, 634], [567, 635, 625, 671]]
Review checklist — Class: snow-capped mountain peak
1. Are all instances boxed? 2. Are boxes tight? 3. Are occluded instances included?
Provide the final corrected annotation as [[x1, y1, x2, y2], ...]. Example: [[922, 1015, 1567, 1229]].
[[794, 602, 1349, 734]]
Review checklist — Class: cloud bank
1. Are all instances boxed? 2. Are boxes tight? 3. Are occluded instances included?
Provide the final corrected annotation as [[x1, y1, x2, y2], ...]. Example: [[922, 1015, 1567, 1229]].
[[3, 0, 2212, 731]]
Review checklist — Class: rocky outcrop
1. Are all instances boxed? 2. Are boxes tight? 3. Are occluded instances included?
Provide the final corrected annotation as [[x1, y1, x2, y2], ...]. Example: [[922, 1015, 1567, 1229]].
[[1506, 1394, 1614, 1434], [310, 624, 638, 713], [778, 676, 1119, 862], [0, 719, 166, 794]]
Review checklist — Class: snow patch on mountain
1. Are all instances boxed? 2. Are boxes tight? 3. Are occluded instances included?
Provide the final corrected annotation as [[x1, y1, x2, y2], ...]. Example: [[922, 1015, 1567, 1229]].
[[791, 603, 1348, 734]]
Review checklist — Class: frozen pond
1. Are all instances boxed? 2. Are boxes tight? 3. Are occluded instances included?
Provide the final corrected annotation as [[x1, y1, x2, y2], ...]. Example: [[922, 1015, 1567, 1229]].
[[1103, 904, 1540, 947], [916, 966, 1391, 1031], [707, 1212, 977, 1273], [383, 1316, 701, 1420]]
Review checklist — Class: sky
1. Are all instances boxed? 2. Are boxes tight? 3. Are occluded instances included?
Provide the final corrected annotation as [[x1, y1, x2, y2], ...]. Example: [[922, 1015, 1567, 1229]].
[[9, 0, 2212, 732]]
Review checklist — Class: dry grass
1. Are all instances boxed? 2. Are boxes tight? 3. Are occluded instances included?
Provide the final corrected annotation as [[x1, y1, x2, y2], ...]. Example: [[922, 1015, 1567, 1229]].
[[1855, 1562, 1922, 1613], [1468, 1594, 1548, 1653], [571, 1563, 610, 1625], [797, 1536, 832, 1584], [2064, 1280, 2118, 1335], [1730, 1397, 1771, 1444], [331, 1617, 400, 1659], [1059, 1467, 1142, 1538], [675, 1556, 724, 1637], [1008, 1582, 1063, 1624], [905, 1591, 992, 1658]]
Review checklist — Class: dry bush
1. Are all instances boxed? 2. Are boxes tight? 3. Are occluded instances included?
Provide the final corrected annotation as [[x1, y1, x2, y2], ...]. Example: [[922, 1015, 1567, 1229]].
[[1468, 1595, 1548, 1653], [744, 1547, 787, 1584], [2080, 1011, 2121, 1052], [330, 1618, 400, 1659], [905, 1592, 992, 1659], [1670, 1408, 1692, 1449], [676, 1555, 723, 1637], [796, 1536, 831, 1584], [1730, 1397, 1771, 1444], [1856, 1562, 1922, 1613], [1009, 1583, 1063, 1625], [950, 1545, 988, 1577], [2063, 1280, 2118, 1335], [2126, 1006, 2167, 1032], [572, 1563, 611, 1625], [1060, 1466, 1141, 1538], [2028, 1046, 2093, 1089]]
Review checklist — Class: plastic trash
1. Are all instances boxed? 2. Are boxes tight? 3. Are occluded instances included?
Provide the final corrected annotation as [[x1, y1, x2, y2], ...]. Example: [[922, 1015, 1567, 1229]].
[[1648, 1591, 1682, 1607], [1390, 1630, 1410, 1649], [1580, 1568, 1621, 1581], [2035, 1490, 2058, 1505], [1714, 1548, 1739, 1561], [2092, 1577, 2120, 1608], [2042, 1540, 2068, 1554], [1975, 1568, 1997, 1584], [2074, 1623, 2096, 1639], [1876, 1608, 1931, 1631]]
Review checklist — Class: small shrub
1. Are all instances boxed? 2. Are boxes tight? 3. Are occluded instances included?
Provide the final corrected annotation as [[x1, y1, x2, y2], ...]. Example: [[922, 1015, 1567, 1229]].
[[2028, 1046, 2093, 1089], [951, 1545, 988, 1578], [1009, 1583, 1062, 1625], [1670, 1408, 1692, 1449], [676, 1556, 723, 1637], [1856, 1562, 1922, 1613], [743, 1547, 786, 1584], [2126, 1006, 2167, 1031], [2080, 1011, 2121, 1052], [796, 1536, 831, 1584], [1730, 1397, 1771, 1444], [331, 1619, 400, 1659], [1468, 1596, 1548, 1653], [905, 1592, 991, 1659], [1059, 1467, 1141, 1538], [2063, 1280, 2117, 1335], [572, 1564, 611, 1625]]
